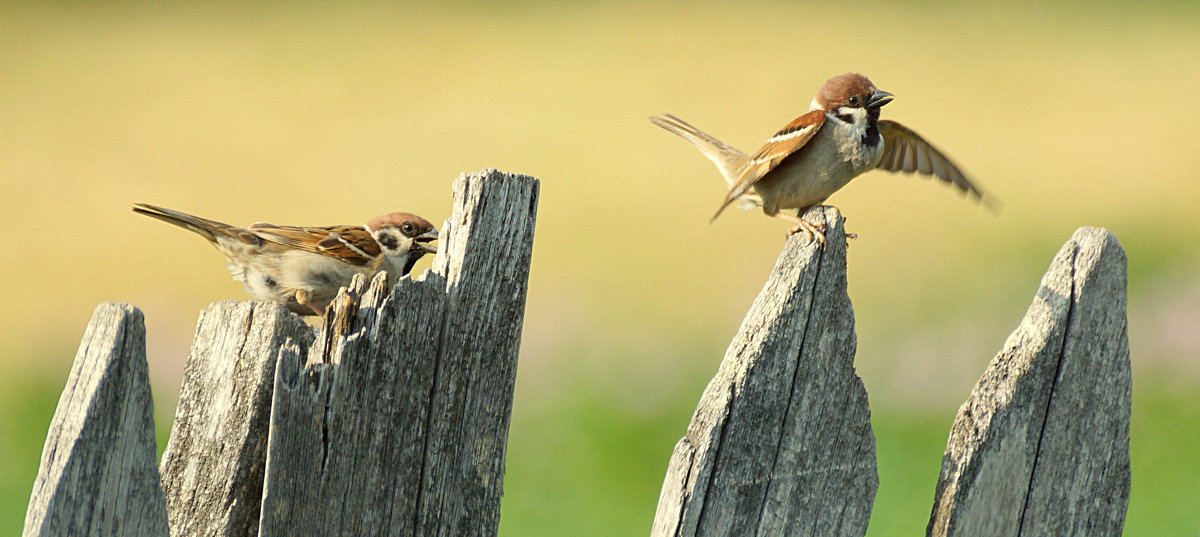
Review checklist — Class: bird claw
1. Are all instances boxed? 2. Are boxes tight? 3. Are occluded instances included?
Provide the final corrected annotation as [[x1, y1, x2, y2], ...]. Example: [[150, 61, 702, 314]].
[[786, 220, 828, 249]]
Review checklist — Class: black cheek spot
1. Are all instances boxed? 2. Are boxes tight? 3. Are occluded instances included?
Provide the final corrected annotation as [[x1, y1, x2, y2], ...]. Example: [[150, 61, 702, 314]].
[[264, 275, 277, 288], [835, 113, 855, 124], [379, 234, 399, 249]]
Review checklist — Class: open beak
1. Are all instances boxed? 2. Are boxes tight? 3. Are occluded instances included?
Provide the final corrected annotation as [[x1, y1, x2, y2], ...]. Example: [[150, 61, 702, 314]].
[[414, 229, 439, 255], [867, 89, 894, 109]]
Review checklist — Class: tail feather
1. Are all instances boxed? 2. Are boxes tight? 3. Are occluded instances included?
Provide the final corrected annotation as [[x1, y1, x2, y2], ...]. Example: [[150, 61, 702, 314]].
[[132, 203, 240, 244], [650, 114, 749, 185]]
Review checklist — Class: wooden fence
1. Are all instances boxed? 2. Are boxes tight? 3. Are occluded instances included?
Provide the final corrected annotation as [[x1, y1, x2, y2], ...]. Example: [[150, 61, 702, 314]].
[[23, 169, 540, 537], [650, 207, 1130, 537], [23, 179, 1130, 536]]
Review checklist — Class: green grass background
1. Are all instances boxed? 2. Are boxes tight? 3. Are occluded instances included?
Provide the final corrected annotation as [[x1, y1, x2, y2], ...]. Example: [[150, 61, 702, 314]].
[[2, 1, 1198, 534]]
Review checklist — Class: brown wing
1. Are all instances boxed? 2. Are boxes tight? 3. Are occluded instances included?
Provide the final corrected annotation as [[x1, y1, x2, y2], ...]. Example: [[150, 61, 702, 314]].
[[876, 120, 1000, 212], [249, 223, 380, 266], [713, 110, 826, 221]]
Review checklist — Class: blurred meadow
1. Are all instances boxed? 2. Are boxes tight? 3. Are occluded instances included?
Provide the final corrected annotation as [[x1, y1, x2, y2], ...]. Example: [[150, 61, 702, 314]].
[[2, 1, 1199, 534]]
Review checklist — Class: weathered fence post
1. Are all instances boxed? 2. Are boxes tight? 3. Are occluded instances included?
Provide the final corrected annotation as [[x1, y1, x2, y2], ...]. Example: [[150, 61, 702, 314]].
[[649, 218, 1132, 536], [158, 302, 314, 537], [253, 274, 447, 535], [927, 227, 1131, 537], [256, 168, 539, 536], [28, 180, 1134, 536], [25, 168, 537, 537], [23, 304, 169, 537], [651, 206, 877, 537], [253, 169, 538, 535], [417, 168, 539, 535]]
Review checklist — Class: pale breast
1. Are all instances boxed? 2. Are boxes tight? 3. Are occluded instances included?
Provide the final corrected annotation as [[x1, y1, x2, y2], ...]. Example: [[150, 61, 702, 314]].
[[274, 249, 367, 291], [228, 250, 367, 312], [751, 117, 884, 214]]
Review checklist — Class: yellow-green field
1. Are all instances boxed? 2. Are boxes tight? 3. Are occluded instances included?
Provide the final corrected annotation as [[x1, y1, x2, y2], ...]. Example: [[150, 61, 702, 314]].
[[2, 2, 1198, 534]]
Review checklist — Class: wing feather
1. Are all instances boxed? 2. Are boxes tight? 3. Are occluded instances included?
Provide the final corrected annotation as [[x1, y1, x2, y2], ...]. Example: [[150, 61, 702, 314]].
[[877, 120, 1001, 212], [250, 224, 380, 266], [915, 145, 932, 175], [713, 110, 826, 221]]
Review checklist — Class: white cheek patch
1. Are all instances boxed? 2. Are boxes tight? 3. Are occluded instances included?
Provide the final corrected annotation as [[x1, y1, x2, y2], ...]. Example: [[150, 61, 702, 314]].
[[835, 106, 867, 121]]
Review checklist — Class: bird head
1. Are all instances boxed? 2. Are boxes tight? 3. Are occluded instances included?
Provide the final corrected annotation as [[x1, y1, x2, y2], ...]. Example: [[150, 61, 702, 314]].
[[366, 212, 439, 271], [811, 73, 893, 125]]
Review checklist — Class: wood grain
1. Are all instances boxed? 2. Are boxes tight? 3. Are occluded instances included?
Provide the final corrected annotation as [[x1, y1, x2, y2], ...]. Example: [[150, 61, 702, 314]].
[[158, 301, 314, 537], [927, 227, 1131, 537], [258, 169, 539, 537], [651, 206, 877, 537], [23, 303, 169, 537]]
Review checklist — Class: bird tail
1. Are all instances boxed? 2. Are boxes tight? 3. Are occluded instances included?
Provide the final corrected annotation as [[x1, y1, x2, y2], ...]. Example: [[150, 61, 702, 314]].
[[132, 203, 243, 245], [649, 114, 749, 186]]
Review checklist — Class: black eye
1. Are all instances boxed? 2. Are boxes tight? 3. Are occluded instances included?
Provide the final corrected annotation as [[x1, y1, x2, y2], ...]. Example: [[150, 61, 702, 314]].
[[848, 96, 861, 106], [401, 222, 415, 235], [378, 234, 399, 249]]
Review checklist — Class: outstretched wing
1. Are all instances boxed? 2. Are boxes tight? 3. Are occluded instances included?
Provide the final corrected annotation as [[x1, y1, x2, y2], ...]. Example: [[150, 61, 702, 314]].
[[713, 109, 826, 221], [250, 223, 381, 266], [876, 120, 1000, 212]]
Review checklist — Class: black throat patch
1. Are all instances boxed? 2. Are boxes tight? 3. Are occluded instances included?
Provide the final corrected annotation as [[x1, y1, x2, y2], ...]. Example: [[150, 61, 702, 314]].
[[862, 107, 882, 147], [401, 254, 420, 275]]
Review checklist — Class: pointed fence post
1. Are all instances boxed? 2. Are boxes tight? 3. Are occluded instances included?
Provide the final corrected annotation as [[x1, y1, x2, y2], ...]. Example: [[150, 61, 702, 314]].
[[927, 227, 1131, 537], [23, 304, 169, 537], [651, 206, 877, 537]]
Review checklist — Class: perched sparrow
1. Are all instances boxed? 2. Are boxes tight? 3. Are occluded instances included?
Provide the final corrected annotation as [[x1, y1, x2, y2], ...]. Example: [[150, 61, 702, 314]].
[[133, 203, 438, 316], [651, 73, 997, 245]]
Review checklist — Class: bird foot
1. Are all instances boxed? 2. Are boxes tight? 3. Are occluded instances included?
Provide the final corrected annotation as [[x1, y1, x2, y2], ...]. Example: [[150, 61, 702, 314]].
[[786, 220, 827, 248], [840, 215, 857, 240]]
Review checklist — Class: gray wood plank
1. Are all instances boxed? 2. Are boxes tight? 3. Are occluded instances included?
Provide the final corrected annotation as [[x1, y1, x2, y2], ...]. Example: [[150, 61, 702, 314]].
[[927, 227, 1131, 537], [258, 169, 539, 537], [23, 303, 169, 537], [258, 273, 446, 536], [651, 206, 877, 537], [158, 301, 313, 537], [418, 169, 539, 537]]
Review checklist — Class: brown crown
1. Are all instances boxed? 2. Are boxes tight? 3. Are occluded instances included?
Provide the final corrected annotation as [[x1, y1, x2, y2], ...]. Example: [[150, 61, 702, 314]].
[[815, 73, 877, 110], [365, 212, 435, 235]]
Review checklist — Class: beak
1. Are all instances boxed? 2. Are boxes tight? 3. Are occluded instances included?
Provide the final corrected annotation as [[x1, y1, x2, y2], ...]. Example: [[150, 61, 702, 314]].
[[867, 89, 894, 109], [414, 228, 439, 255]]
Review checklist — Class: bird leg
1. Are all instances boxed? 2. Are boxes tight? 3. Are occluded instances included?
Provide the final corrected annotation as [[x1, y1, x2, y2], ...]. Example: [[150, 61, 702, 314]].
[[772, 211, 827, 248], [295, 289, 327, 317]]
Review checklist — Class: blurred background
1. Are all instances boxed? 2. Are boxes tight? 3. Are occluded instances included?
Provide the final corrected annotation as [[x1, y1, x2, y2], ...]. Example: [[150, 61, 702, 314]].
[[2, 1, 1197, 534]]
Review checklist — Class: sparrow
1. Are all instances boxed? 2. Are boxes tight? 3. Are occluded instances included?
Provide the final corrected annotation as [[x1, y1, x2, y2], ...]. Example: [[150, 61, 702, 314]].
[[651, 72, 998, 245], [133, 203, 439, 316]]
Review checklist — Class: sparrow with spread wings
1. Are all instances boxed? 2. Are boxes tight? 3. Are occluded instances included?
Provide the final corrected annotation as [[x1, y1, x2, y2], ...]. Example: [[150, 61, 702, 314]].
[[651, 73, 998, 245], [133, 204, 438, 316]]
